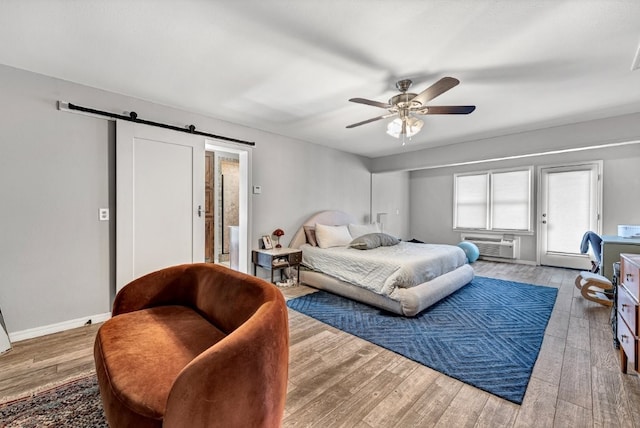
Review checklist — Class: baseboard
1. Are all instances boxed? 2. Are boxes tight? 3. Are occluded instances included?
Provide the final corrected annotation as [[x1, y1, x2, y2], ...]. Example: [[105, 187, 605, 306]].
[[478, 256, 537, 266], [9, 312, 111, 343]]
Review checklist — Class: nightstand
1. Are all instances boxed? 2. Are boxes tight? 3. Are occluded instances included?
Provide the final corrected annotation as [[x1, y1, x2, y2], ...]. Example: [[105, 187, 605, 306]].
[[252, 248, 302, 285]]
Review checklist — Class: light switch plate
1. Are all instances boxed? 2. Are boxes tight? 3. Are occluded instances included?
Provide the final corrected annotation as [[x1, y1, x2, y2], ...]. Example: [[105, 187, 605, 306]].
[[253, 185, 262, 194], [99, 208, 109, 221]]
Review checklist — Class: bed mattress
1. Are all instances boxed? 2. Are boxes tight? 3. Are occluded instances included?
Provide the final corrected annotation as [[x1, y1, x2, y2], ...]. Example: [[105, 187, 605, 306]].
[[301, 242, 467, 296]]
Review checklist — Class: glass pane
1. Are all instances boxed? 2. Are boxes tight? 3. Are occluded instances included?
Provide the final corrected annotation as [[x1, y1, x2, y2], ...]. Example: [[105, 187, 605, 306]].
[[492, 170, 530, 230], [547, 170, 592, 254], [455, 174, 488, 229]]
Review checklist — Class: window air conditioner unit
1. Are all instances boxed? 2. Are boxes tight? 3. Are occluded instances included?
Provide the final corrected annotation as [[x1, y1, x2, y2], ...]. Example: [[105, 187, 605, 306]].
[[460, 234, 521, 259]]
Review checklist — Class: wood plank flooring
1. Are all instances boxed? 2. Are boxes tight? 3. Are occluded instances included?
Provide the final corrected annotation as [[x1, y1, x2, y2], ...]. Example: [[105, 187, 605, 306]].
[[0, 322, 99, 401], [1, 261, 639, 427]]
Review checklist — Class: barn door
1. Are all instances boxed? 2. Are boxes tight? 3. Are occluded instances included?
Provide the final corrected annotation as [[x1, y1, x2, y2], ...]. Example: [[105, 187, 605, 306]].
[[116, 120, 205, 291]]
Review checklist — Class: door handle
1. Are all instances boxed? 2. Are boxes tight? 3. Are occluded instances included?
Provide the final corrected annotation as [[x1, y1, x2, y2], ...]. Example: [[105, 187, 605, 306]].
[[197, 205, 203, 217]]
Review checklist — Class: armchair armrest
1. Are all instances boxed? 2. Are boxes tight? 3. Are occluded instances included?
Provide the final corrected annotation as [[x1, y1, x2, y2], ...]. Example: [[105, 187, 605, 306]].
[[163, 299, 289, 428]]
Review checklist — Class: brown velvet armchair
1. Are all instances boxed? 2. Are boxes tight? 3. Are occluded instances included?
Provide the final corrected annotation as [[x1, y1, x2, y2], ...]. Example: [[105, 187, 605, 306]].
[[94, 263, 289, 428]]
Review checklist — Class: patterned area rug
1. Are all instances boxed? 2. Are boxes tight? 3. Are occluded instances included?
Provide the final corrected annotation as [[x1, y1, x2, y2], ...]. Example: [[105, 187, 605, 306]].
[[0, 374, 106, 427], [287, 276, 558, 404]]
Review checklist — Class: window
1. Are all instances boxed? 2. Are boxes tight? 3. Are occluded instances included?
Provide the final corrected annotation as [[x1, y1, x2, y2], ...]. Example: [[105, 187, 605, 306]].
[[454, 174, 488, 229], [454, 167, 532, 232]]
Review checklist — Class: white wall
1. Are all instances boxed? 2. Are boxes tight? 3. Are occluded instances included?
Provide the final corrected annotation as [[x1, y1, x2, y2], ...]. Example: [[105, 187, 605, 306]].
[[252, 133, 371, 249], [0, 64, 371, 336], [371, 112, 640, 174], [370, 111, 640, 263], [0, 66, 114, 338], [371, 171, 410, 239], [407, 144, 640, 263]]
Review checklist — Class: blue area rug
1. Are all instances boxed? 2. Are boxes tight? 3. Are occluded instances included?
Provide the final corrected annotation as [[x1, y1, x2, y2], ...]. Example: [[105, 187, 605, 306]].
[[287, 276, 558, 404]]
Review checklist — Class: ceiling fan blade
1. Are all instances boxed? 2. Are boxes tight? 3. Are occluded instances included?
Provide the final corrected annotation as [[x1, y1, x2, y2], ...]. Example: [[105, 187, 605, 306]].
[[417, 105, 476, 115], [411, 77, 460, 106], [346, 113, 396, 128], [349, 98, 391, 109]]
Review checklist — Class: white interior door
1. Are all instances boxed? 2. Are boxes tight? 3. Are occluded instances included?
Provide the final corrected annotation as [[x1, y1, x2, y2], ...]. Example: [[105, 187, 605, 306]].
[[116, 120, 205, 291], [538, 162, 601, 269]]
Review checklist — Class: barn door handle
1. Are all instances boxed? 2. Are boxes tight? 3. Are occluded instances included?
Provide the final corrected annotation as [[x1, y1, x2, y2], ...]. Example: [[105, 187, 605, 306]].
[[197, 205, 203, 217]]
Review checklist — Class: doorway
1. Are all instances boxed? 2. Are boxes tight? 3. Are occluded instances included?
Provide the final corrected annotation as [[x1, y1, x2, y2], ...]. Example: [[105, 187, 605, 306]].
[[205, 140, 252, 273], [538, 162, 602, 269], [205, 151, 240, 266]]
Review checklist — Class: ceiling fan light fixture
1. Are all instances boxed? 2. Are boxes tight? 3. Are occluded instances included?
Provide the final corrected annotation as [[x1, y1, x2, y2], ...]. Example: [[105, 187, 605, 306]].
[[346, 76, 473, 143], [386, 116, 423, 139]]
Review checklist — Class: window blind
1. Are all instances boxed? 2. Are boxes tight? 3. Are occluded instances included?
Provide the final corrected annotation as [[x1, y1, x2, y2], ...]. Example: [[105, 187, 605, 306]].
[[454, 168, 532, 232]]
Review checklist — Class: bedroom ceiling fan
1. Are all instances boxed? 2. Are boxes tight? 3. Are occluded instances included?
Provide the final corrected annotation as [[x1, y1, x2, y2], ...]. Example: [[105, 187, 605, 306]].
[[346, 77, 475, 144]]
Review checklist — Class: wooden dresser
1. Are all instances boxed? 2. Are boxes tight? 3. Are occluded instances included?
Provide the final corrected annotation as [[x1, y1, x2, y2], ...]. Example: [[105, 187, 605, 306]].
[[618, 253, 640, 373]]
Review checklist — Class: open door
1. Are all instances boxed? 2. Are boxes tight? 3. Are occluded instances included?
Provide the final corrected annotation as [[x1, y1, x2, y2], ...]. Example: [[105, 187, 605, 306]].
[[116, 120, 205, 291]]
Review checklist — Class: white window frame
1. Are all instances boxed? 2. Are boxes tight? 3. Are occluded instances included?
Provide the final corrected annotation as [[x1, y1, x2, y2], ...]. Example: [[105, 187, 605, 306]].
[[453, 166, 533, 233]]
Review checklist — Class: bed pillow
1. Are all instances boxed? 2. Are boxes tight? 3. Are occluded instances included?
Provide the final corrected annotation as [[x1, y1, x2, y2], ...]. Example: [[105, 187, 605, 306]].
[[303, 225, 318, 246], [315, 223, 353, 248], [348, 223, 380, 238], [350, 233, 400, 250]]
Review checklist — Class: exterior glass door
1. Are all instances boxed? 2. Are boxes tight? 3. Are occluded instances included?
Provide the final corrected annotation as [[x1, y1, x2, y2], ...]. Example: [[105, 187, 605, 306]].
[[539, 163, 601, 269]]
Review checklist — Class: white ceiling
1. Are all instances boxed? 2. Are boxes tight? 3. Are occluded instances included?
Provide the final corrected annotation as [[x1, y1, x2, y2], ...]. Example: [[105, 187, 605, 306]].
[[1, 0, 640, 158]]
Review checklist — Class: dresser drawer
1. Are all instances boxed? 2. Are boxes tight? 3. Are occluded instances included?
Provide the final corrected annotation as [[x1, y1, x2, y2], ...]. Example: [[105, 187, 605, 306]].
[[617, 315, 638, 370], [621, 254, 640, 301], [618, 285, 639, 336]]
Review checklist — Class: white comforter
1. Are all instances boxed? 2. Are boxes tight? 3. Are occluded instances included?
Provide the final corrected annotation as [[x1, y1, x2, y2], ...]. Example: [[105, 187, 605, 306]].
[[301, 242, 467, 296]]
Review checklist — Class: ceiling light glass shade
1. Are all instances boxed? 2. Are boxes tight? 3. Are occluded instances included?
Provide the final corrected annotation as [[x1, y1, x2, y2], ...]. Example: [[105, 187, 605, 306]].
[[386, 116, 424, 138]]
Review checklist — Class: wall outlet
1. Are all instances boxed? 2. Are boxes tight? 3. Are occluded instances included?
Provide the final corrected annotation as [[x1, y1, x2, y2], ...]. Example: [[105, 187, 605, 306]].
[[99, 208, 109, 221]]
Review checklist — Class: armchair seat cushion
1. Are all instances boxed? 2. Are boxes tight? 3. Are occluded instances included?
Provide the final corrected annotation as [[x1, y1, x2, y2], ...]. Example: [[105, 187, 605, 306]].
[[95, 305, 227, 419]]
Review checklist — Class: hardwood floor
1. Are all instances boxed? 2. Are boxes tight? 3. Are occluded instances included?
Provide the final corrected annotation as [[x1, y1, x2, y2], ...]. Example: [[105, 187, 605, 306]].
[[1, 261, 639, 427], [0, 322, 99, 400]]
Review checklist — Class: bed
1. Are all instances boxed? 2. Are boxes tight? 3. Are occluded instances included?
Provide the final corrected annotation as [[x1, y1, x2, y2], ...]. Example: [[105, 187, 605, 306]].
[[288, 210, 474, 316]]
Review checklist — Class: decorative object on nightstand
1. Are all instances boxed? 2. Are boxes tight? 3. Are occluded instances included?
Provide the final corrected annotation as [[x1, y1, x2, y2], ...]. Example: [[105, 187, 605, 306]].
[[261, 235, 273, 250], [273, 228, 285, 248], [253, 247, 302, 286]]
